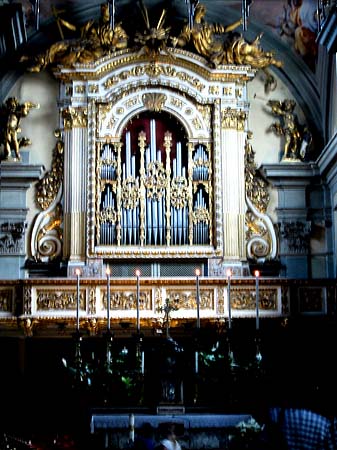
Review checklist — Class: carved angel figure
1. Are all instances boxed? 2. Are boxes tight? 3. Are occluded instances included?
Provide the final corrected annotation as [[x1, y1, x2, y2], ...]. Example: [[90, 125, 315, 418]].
[[267, 99, 311, 161], [171, 2, 282, 91], [171, 3, 242, 63], [22, 3, 128, 71], [0, 97, 39, 161]]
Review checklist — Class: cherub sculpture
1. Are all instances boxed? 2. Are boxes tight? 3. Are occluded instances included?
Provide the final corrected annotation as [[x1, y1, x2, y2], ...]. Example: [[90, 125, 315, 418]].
[[267, 99, 311, 161], [0, 97, 39, 161]]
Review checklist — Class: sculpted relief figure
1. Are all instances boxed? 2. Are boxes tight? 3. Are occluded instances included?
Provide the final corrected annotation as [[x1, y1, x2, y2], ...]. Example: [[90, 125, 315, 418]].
[[267, 99, 312, 161], [22, 4, 128, 71], [0, 97, 39, 161], [171, 3, 242, 63], [171, 3, 282, 90]]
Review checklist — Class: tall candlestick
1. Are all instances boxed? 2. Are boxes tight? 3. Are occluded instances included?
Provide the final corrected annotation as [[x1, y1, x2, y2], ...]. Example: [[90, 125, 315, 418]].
[[75, 268, 81, 332], [254, 270, 260, 330], [106, 266, 111, 331], [226, 269, 232, 329], [136, 269, 140, 333], [195, 268, 200, 328]]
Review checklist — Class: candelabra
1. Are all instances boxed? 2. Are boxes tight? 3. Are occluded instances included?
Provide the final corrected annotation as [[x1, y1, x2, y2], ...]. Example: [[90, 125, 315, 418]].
[[157, 297, 179, 338], [62, 331, 92, 389]]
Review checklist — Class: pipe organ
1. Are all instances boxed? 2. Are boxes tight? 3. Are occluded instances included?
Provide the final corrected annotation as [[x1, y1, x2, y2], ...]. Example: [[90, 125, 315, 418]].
[[96, 117, 213, 250]]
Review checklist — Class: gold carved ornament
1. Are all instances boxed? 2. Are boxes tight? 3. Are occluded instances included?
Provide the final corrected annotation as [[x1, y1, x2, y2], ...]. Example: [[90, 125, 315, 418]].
[[267, 99, 312, 162], [121, 177, 140, 210], [36, 130, 64, 211], [21, 4, 128, 71], [231, 287, 278, 311], [244, 132, 277, 261], [134, 5, 172, 60], [144, 161, 167, 201], [171, 177, 189, 209], [0, 97, 39, 161], [221, 108, 247, 130], [31, 130, 64, 262], [171, 3, 283, 91], [142, 93, 167, 112], [244, 132, 269, 214], [62, 107, 88, 129]]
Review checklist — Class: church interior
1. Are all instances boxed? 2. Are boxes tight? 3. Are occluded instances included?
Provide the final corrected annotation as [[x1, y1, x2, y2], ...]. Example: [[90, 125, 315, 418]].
[[0, 0, 337, 449]]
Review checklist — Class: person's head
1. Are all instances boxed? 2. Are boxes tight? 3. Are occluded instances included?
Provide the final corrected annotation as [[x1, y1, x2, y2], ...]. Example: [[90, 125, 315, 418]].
[[164, 423, 177, 440], [139, 422, 154, 438]]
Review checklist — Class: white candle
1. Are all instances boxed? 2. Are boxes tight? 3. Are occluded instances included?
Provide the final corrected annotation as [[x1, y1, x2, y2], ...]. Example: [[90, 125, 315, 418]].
[[136, 270, 140, 333], [195, 350, 199, 374], [106, 266, 111, 331], [226, 269, 232, 329], [141, 351, 145, 374], [75, 268, 81, 332], [254, 270, 260, 330], [129, 413, 135, 442], [196, 268, 200, 328]]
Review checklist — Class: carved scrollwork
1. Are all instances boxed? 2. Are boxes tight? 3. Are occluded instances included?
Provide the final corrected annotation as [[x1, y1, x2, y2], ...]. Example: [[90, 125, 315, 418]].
[[31, 132, 64, 262], [36, 135, 64, 211], [100, 206, 117, 223], [145, 161, 167, 200], [232, 287, 278, 311], [244, 132, 277, 261], [36, 289, 85, 311], [166, 289, 214, 310], [192, 207, 210, 224], [142, 93, 167, 112], [121, 176, 140, 209], [171, 176, 188, 209]]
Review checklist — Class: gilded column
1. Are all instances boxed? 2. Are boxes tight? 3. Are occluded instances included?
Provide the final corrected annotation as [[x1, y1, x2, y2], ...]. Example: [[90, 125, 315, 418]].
[[62, 107, 88, 262], [221, 107, 247, 260]]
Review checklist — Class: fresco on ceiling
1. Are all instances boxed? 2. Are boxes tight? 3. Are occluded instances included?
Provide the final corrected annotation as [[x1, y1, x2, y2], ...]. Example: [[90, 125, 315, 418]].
[[19, 0, 318, 71], [248, 0, 318, 71]]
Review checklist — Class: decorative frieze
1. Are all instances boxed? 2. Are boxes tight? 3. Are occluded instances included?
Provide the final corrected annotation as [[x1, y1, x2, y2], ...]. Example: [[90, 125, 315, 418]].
[[62, 107, 88, 129], [0, 288, 13, 313], [280, 221, 311, 254], [0, 221, 26, 255]]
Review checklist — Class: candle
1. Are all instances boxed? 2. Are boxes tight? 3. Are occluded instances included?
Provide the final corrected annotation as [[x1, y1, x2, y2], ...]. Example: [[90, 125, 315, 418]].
[[254, 270, 260, 330], [195, 350, 199, 374], [106, 266, 111, 331], [129, 413, 135, 442], [136, 270, 140, 333], [75, 268, 81, 332], [226, 269, 232, 329], [196, 268, 200, 328], [141, 351, 145, 374]]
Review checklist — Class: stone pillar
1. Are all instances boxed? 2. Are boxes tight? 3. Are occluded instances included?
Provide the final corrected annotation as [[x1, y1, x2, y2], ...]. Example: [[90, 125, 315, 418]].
[[0, 161, 44, 279], [62, 107, 88, 266], [262, 163, 318, 278], [221, 108, 247, 262]]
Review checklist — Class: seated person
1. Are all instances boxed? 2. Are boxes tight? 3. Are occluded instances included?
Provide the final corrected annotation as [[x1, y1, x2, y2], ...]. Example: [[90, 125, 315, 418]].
[[134, 422, 156, 450], [158, 423, 182, 450]]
